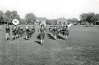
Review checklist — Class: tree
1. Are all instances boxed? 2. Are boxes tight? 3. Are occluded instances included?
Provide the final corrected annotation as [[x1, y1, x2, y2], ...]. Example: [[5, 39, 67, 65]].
[[80, 13, 88, 21], [5, 11, 12, 24], [25, 13, 36, 24], [67, 18, 79, 25], [20, 19, 26, 24], [86, 12, 95, 25], [5, 10, 20, 24], [5, 11, 11, 17], [0, 10, 3, 17], [80, 13, 96, 25], [11, 11, 20, 20], [67, 18, 72, 23], [80, 13, 88, 24], [0, 10, 4, 24], [3, 14, 8, 23], [72, 18, 79, 24], [91, 14, 99, 25]]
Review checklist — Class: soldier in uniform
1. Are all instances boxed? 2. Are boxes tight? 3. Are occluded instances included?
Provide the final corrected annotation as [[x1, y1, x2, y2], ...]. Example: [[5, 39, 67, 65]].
[[6, 24, 10, 41], [38, 25, 47, 44]]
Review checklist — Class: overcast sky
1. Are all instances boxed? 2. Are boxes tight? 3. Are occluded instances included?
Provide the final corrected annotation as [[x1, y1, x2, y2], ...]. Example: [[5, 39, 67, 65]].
[[0, 0, 99, 19]]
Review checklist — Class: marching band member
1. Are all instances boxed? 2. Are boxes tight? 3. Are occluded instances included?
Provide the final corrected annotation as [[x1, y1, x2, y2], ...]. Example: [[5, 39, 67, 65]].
[[16, 26, 20, 38], [49, 26, 52, 32], [6, 24, 10, 41], [25, 26, 30, 40], [30, 26, 35, 38], [57, 26, 62, 36], [19, 27, 25, 37], [38, 25, 47, 44], [28, 26, 32, 38], [12, 19, 20, 40], [61, 26, 69, 39], [52, 26, 58, 39], [12, 25, 17, 40], [65, 23, 73, 39]]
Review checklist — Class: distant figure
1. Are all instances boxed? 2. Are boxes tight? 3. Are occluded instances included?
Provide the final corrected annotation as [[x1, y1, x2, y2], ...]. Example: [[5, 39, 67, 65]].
[[38, 25, 47, 44], [6, 24, 10, 41]]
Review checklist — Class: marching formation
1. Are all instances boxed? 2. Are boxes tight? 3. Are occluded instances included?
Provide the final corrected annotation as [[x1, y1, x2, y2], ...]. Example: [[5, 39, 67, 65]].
[[6, 19, 73, 45], [49, 25, 69, 40], [6, 24, 35, 41]]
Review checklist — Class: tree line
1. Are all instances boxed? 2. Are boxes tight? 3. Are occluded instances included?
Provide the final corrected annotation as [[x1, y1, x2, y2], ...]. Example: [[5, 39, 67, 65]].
[[0, 10, 99, 25], [80, 12, 99, 25], [0, 10, 36, 25]]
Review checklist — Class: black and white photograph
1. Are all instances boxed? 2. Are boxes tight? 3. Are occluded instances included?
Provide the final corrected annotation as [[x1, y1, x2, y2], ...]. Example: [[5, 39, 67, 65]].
[[0, 0, 99, 65]]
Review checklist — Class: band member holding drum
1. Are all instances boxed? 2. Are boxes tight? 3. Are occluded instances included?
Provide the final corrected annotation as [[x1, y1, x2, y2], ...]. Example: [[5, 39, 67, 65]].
[[6, 24, 10, 41], [38, 25, 47, 44]]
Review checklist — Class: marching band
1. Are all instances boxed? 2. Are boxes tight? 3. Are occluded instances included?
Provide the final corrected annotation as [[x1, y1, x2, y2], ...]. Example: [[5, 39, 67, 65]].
[[6, 19, 73, 45]]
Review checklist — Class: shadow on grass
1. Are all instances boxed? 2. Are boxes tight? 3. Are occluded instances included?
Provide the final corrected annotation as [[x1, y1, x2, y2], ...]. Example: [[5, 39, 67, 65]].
[[57, 35, 65, 40], [37, 34, 41, 40], [24, 38, 29, 40], [34, 41, 42, 45], [47, 33, 56, 40]]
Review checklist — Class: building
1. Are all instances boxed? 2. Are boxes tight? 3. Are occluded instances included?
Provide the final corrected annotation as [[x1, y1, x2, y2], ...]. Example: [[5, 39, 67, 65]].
[[36, 17, 46, 25], [57, 18, 67, 25]]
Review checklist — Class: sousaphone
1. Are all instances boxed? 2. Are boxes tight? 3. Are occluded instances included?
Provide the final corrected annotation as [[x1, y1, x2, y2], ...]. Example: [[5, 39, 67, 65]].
[[12, 19, 19, 25], [40, 22, 46, 26]]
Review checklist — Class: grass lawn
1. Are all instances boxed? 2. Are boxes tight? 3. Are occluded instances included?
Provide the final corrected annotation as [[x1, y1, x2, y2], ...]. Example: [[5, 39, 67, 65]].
[[0, 25, 99, 65]]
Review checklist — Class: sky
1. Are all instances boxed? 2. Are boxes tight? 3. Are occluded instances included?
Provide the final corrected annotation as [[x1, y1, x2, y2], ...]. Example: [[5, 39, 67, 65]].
[[0, 0, 99, 20]]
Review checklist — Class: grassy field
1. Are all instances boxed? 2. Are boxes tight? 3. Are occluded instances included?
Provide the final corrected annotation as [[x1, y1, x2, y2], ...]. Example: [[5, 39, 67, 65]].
[[0, 25, 99, 65]]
